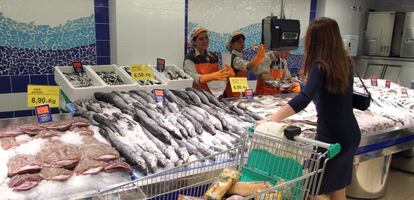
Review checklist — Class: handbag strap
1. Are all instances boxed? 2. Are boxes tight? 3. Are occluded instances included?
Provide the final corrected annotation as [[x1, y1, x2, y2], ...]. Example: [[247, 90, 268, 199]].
[[353, 70, 371, 96]]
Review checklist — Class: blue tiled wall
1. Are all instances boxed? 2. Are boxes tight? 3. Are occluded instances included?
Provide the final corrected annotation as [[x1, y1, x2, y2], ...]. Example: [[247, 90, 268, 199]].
[[0, 0, 110, 119], [310, 0, 318, 21], [95, 0, 111, 65]]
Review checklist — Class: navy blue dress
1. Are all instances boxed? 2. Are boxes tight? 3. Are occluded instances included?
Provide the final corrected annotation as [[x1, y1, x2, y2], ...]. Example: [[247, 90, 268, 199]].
[[288, 63, 361, 194]]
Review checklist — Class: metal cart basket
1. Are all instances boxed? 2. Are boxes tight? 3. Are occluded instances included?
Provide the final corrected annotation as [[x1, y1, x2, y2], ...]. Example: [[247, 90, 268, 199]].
[[94, 127, 340, 200]]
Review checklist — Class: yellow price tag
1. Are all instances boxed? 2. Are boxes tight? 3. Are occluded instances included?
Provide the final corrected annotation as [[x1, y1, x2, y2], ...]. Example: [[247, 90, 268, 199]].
[[229, 77, 248, 93], [27, 85, 60, 108], [130, 64, 154, 81]]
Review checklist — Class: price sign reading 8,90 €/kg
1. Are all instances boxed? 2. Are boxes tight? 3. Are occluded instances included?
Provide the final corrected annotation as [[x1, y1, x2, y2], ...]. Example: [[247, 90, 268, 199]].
[[27, 85, 60, 108], [130, 64, 154, 81], [229, 77, 248, 93]]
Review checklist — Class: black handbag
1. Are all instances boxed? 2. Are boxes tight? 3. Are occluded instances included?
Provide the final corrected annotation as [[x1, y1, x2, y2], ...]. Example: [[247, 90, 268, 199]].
[[353, 72, 371, 111]]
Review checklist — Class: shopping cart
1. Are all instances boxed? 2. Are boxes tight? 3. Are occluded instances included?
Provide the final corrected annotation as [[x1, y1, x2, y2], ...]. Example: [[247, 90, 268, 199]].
[[93, 125, 340, 200]]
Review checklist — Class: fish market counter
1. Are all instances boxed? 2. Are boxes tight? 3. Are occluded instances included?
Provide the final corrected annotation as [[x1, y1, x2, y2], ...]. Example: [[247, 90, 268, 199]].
[[348, 125, 414, 199], [224, 77, 414, 199], [0, 114, 132, 200]]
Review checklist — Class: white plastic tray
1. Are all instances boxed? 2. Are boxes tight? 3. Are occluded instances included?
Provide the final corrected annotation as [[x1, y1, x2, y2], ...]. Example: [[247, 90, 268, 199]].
[[153, 64, 193, 90], [54, 66, 106, 102], [120, 65, 168, 91], [86, 65, 138, 92]]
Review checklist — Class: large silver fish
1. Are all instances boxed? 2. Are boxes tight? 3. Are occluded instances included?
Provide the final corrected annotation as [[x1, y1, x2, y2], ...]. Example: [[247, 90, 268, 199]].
[[94, 92, 133, 115], [189, 105, 223, 131], [141, 126, 180, 165], [171, 90, 193, 104], [176, 114, 196, 137], [165, 89, 187, 108], [113, 91, 138, 104], [175, 139, 203, 159], [129, 92, 152, 107], [181, 112, 203, 135], [185, 90, 203, 105], [133, 109, 172, 144], [98, 127, 148, 175], [130, 90, 155, 104]]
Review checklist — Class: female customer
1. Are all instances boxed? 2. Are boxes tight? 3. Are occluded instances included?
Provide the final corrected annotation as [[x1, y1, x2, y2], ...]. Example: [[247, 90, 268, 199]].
[[257, 17, 361, 200]]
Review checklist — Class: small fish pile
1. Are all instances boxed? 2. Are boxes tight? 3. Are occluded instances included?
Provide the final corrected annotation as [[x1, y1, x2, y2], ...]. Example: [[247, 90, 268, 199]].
[[74, 88, 262, 176], [96, 72, 125, 85], [354, 78, 414, 126], [137, 79, 163, 86], [228, 79, 414, 136], [63, 72, 94, 88], [123, 67, 164, 86], [0, 118, 131, 192], [160, 69, 189, 80]]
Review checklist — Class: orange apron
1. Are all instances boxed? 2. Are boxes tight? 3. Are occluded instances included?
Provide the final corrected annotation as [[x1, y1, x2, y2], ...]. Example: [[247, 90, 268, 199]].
[[224, 70, 248, 98], [255, 69, 282, 95], [256, 69, 301, 95], [193, 63, 219, 93]]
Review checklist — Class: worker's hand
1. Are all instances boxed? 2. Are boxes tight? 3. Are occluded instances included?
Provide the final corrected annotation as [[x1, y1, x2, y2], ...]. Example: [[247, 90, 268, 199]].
[[291, 82, 301, 93], [199, 70, 230, 83], [223, 64, 236, 77], [251, 44, 265, 65]]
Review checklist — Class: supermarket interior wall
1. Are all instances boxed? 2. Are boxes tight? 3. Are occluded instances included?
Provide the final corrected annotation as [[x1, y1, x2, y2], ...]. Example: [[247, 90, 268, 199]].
[[0, 0, 110, 118], [316, 0, 370, 56], [367, 0, 414, 12], [109, 0, 185, 67]]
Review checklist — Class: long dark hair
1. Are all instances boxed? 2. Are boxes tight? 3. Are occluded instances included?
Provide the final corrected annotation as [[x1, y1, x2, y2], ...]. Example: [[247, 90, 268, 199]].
[[304, 17, 350, 93]]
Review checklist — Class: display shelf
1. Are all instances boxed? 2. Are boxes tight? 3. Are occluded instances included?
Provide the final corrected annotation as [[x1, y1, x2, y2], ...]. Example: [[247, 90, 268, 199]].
[[120, 65, 168, 91], [54, 66, 107, 102], [152, 64, 193, 90], [86, 64, 138, 92]]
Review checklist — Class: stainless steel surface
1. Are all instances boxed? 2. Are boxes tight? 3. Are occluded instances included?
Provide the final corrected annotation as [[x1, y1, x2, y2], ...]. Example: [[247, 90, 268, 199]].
[[364, 64, 385, 79], [391, 148, 414, 173], [347, 155, 392, 199], [401, 12, 414, 58], [365, 12, 396, 56], [355, 57, 414, 88], [383, 65, 402, 82], [391, 13, 406, 57], [354, 126, 414, 164]]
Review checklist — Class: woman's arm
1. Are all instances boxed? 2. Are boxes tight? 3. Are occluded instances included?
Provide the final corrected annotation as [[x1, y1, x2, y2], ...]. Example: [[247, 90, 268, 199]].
[[260, 63, 324, 123], [183, 59, 201, 84]]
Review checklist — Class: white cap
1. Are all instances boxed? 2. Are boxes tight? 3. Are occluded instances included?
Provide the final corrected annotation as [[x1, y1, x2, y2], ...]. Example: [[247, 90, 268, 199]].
[[226, 32, 245, 51], [189, 27, 207, 46]]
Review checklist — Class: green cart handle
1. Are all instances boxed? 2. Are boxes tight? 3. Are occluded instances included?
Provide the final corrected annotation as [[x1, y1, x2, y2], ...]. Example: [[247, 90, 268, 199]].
[[248, 123, 341, 159]]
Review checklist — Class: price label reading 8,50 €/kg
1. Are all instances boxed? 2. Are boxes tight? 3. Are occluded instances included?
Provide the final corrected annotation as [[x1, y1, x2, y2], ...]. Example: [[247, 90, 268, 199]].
[[27, 85, 60, 108], [130, 64, 154, 81], [229, 77, 248, 93]]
